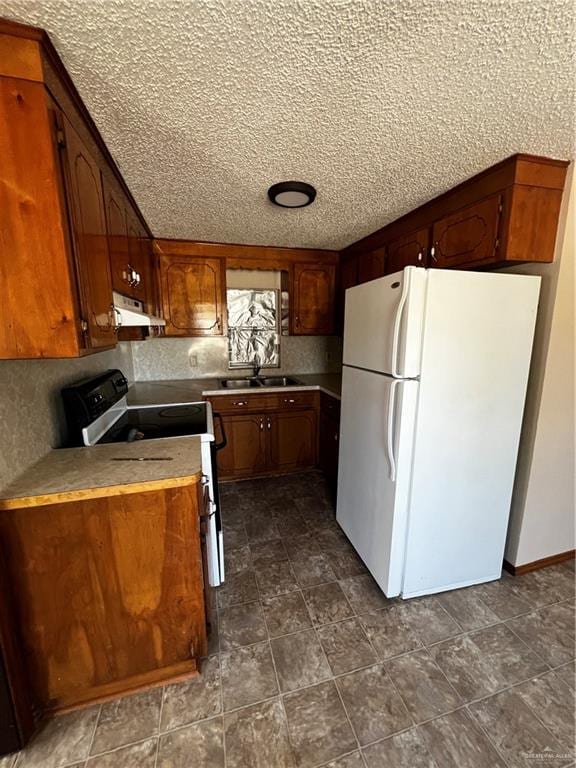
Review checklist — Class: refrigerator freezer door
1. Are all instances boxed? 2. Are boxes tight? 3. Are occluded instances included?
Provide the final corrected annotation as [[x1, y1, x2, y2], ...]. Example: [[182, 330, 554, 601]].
[[401, 269, 541, 597], [342, 267, 426, 377], [336, 366, 419, 596]]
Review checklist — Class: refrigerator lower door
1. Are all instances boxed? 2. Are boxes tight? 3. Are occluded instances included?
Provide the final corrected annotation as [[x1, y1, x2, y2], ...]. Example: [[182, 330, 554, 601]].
[[336, 366, 418, 596], [342, 266, 426, 378]]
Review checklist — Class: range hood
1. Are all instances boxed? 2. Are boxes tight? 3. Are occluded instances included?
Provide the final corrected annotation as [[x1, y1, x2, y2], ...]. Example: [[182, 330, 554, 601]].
[[112, 291, 166, 327]]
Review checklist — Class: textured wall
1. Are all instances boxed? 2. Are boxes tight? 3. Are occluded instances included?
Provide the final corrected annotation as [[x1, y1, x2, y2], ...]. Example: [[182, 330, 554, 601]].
[[0, 0, 573, 249], [130, 336, 342, 381], [504, 168, 575, 566], [0, 344, 133, 489]]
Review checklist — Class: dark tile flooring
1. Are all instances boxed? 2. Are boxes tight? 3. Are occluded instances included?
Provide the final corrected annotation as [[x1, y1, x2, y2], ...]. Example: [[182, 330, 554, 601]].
[[7, 471, 575, 768]]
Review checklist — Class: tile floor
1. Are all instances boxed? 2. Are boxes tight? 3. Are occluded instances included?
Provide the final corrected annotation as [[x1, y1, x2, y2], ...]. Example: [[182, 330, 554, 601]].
[[5, 471, 575, 768]]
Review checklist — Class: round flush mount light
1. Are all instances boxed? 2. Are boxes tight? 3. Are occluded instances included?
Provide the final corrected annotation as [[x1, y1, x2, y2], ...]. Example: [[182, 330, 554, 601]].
[[268, 181, 316, 208]]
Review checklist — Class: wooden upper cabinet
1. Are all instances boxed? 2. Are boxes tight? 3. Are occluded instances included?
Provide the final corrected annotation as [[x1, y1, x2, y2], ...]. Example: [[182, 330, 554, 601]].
[[126, 211, 149, 303], [358, 247, 386, 284], [431, 194, 503, 269], [61, 117, 115, 349], [292, 262, 336, 335], [160, 254, 226, 336], [103, 180, 132, 295], [342, 155, 569, 276], [385, 228, 429, 275], [341, 256, 358, 293]]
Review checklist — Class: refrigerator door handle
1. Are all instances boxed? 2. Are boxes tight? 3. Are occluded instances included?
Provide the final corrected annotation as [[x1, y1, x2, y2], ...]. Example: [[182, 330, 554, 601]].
[[391, 270, 410, 377], [386, 380, 400, 481]]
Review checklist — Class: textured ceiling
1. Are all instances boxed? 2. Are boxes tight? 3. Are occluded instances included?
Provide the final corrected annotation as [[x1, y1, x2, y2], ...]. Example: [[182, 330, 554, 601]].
[[1, 0, 574, 249]]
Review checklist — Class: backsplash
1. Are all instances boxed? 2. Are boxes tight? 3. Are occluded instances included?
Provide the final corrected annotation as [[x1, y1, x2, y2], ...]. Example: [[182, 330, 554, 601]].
[[0, 334, 342, 489], [130, 335, 343, 381], [0, 344, 133, 490]]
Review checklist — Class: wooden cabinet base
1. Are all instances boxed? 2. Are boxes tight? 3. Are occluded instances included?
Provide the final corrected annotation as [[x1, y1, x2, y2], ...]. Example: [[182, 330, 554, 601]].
[[49, 659, 199, 715], [0, 483, 207, 714], [208, 392, 319, 480]]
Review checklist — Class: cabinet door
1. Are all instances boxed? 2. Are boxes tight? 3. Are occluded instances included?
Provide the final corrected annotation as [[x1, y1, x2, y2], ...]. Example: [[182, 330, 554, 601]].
[[103, 181, 132, 296], [292, 263, 336, 335], [267, 410, 317, 473], [341, 256, 358, 293], [358, 247, 385, 284], [160, 255, 225, 336], [126, 211, 148, 303], [385, 228, 429, 275], [62, 118, 115, 349], [431, 194, 503, 268], [217, 414, 267, 479]]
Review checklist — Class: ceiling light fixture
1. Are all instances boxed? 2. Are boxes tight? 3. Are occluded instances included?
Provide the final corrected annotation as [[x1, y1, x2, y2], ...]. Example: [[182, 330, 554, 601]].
[[268, 181, 316, 208]]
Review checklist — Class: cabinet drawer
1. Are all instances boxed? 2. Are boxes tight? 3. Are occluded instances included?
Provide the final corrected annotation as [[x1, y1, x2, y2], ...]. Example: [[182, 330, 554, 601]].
[[277, 391, 319, 410], [208, 390, 319, 413], [320, 391, 341, 420], [206, 393, 280, 413]]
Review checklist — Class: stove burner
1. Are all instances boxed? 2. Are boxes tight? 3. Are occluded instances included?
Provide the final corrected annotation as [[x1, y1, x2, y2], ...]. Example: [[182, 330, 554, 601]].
[[156, 405, 203, 419]]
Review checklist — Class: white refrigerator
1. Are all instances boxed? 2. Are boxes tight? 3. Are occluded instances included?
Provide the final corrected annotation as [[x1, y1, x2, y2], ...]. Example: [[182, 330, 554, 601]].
[[336, 267, 540, 599]]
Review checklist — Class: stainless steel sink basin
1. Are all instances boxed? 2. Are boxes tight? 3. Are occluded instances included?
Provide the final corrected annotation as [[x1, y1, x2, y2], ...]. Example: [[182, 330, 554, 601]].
[[219, 376, 303, 388], [259, 377, 302, 387], [220, 378, 262, 388]]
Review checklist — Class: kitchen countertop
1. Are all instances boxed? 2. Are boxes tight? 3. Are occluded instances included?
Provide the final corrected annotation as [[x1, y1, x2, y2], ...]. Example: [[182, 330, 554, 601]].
[[0, 437, 203, 510], [127, 372, 342, 405]]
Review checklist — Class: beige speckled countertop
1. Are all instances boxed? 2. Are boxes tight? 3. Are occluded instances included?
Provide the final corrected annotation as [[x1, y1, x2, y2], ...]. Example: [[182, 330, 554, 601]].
[[0, 437, 203, 510], [127, 373, 342, 406]]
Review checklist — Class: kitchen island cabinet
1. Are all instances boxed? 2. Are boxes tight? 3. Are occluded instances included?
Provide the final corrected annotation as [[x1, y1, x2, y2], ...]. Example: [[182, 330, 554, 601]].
[[0, 438, 208, 716]]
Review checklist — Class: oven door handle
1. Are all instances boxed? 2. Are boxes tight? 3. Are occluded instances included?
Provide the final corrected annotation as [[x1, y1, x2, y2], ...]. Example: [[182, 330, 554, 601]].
[[213, 412, 227, 451]]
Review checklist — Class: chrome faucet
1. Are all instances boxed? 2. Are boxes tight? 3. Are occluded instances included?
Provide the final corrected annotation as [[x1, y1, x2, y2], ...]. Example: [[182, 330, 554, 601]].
[[252, 354, 262, 378]]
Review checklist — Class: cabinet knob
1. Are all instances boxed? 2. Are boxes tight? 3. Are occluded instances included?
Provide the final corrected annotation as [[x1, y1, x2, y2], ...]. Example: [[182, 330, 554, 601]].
[[233, 401, 247, 406], [430, 245, 437, 262], [284, 398, 296, 404], [267, 419, 271, 430], [260, 419, 264, 431]]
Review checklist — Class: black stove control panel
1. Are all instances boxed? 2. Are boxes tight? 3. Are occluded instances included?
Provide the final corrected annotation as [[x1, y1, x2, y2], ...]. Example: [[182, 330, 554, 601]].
[[62, 369, 129, 445]]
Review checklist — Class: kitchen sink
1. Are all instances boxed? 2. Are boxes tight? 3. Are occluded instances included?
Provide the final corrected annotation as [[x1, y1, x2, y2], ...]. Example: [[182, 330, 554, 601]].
[[219, 376, 303, 388], [259, 376, 302, 387], [220, 378, 262, 388]]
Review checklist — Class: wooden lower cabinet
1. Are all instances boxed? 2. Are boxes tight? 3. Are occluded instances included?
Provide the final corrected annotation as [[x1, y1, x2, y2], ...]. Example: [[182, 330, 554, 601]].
[[210, 392, 319, 480], [267, 410, 317, 473], [217, 414, 267, 479], [217, 409, 317, 479], [0, 481, 208, 714]]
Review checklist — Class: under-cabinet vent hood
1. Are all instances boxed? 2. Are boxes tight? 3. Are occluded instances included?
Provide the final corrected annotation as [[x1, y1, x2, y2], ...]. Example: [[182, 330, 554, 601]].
[[112, 291, 166, 327]]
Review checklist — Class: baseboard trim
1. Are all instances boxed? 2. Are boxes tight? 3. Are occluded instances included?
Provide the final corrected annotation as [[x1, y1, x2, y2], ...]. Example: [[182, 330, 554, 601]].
[[503, 549, 575, 576]]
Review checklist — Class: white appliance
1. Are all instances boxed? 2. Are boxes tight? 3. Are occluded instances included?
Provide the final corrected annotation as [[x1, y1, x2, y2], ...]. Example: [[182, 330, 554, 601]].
[[112, 291, 166, 327], [336, 267, 540, 599]]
